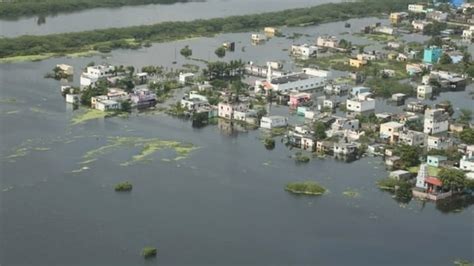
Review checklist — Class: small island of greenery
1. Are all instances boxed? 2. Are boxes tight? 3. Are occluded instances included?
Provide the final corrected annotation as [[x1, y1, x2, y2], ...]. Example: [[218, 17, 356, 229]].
[[294, 152, 310, 163], [285, 181, 326, 195], [141, 247, 157, 258], [263, 137, 275, 150], [114, 181, 133, 192]]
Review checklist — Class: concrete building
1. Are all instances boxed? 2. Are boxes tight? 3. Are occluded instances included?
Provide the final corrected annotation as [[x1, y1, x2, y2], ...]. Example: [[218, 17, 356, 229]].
[[417, 85, 433, 99], [316, 36, 339, 49], [379, 121, 404, 143], [427, 155, 448, 168], [412, 20, 431, 31], [346, 94, 375, 114], [288, 92, 311, 106], [179, 73, 195, 84], [349, 58, 368, 68], [333, 142, 357, 155], [291, 44, 318, 59], [251, 34, 266, 42], [398, 129, 426, 147], [130, 88, 157, 107], [426, 11, 448, 22], [462, 26, 474, 41], [408, 4, 426, 13], [460, 153, 474, 172], [427, 135, 453, 150], [95, 99, 120, 111], [255, 72, 326, 94], [423, 47, 443, 63], [424, 108, 449, 135], [260, 116, 288, 129], [65, 94, 80, 104], [218, 102, 249, 120]]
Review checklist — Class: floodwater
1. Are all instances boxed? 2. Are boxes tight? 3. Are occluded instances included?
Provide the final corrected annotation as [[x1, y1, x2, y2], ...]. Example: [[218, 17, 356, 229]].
[[0, 0, 344, 37], [1, 17, 473, 266]]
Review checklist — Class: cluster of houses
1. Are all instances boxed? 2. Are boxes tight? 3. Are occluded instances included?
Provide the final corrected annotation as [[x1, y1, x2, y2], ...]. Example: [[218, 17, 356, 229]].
[[62, 63, 157, 110]]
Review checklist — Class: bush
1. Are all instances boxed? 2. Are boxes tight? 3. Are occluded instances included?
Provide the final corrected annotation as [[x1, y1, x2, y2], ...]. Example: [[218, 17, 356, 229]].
[[376, 178, 399, 190], [263, 138, 275, 150], [141, 247, 157, 258], [285, 181, 326, 195], [114, 181, 133, 192], [295, 152, 310, 163]]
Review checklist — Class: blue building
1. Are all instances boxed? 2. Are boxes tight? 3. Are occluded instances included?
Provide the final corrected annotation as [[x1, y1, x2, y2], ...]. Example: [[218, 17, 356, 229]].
[[423, 47, 443, 63]]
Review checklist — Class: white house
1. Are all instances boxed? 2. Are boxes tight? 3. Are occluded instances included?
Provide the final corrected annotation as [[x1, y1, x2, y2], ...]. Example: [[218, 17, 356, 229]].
[[65, 94, 80, 104], [374, 26, 396, 35], [333, 142, 357, 155], [412, 20, 431, 31], [423, 108, 449, 135], [179, 72, 195, 84], [218, 102, 249, 120], [462, 26, 474, 41], [251, 34, 266, 42], [291, 44, 318, 58], [95, 99, 120, 111], [80, 64, 115, 87], [399, 129, 426, 147], [255, 72, 326, 94], [346, 95, 375, 114], [417, 85, 433, 98], [260, 116, 288, 129], [427, 135, 453, 151], [408, 4, 425, 13], [316, 36, 338, 49], [460, 153, 474, 172]]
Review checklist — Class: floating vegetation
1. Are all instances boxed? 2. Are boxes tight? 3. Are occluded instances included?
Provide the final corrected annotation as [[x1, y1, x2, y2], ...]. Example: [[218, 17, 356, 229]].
[[141, 247, 157, 259], [71, 166, 89, 173], [33, 147, 50, 151], [30, 107, 48, 114], [343, 189, 360, 198], [81, 136, 198, 168], [6, 147, 30, 160], [263, 137, 275, 150], [114, 181, 133, 192], [453, 259, 473, 266], [0, 97, 17, 104], [285, 181, 326, 195], [71, 109, 109, 125], [1, 110, 20, 115]]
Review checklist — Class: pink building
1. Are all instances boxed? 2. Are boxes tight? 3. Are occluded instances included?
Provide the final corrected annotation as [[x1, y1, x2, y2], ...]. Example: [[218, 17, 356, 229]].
[[289, 92, 311, 106]]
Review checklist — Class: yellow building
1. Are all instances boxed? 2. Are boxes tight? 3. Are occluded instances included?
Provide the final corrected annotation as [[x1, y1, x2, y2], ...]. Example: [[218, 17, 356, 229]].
[[349, 58, 368, 68], [390, 13, 402, 24]]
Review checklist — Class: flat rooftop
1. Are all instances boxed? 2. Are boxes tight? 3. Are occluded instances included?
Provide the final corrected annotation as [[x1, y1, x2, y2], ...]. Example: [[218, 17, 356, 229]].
[[271, 73, 322, 85]]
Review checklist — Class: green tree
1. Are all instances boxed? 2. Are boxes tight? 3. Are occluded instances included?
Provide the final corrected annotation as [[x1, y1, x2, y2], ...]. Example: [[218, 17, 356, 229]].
[[180, 45, 192, 58], [215, 46, 226, 58], [313, 122, 327, 140], [396, 145, 420, 169], [438, 53, 452, 65], [121, 101, 132, 112], [460, 127, 474, 145], [438, 168, 466, 192], [458, 109, 472, 125]]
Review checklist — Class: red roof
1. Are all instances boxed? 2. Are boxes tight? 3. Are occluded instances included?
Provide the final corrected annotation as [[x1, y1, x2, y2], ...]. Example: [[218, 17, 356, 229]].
[[425, 177, 442, 187]]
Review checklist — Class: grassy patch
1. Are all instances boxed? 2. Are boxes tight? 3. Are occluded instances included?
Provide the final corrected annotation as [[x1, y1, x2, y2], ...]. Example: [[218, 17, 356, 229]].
[[79, 136, 198, 168], [408, 165, 439, 177], [141, 247, 157, 259], [71, 109, 110, 125], [343, 189, 360, 198], [285, 181, 326, 195], [114, 181, 133, 192]]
